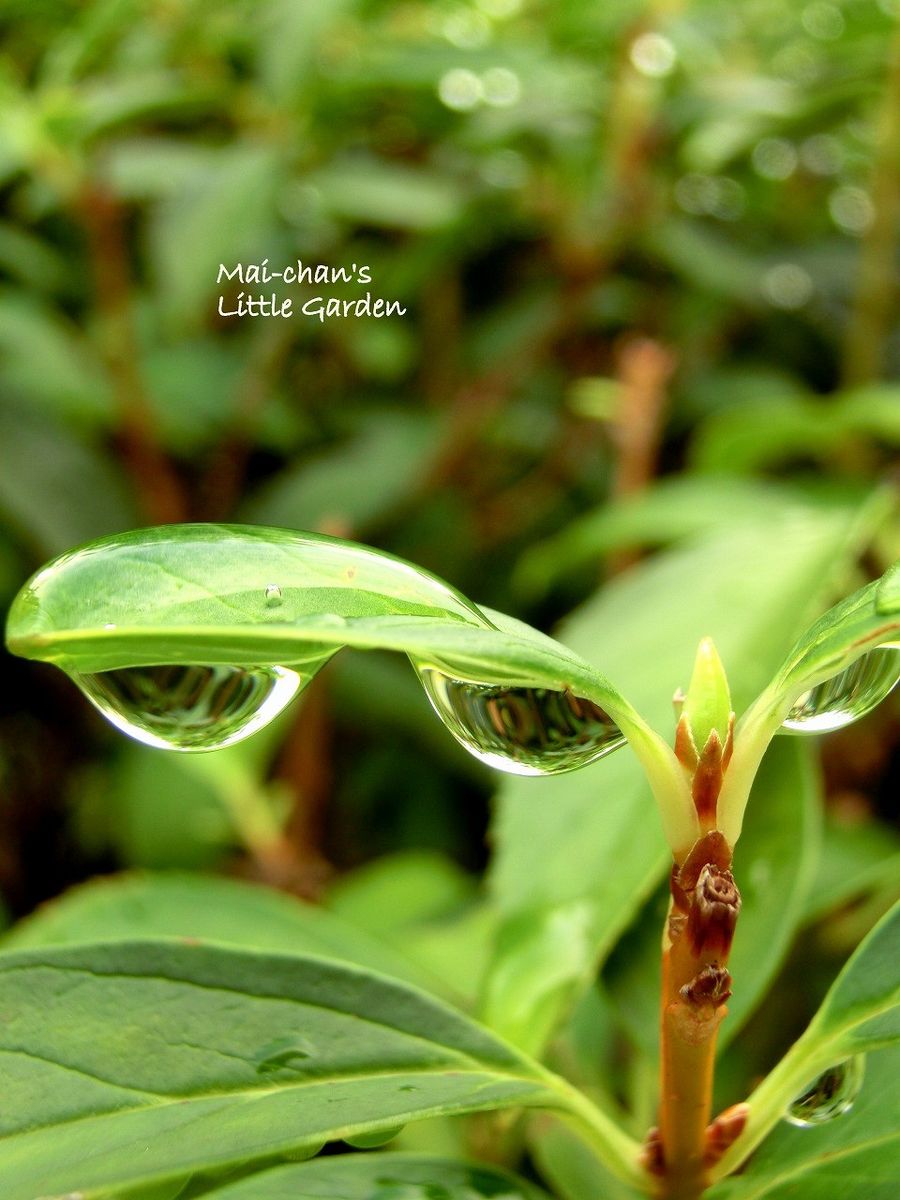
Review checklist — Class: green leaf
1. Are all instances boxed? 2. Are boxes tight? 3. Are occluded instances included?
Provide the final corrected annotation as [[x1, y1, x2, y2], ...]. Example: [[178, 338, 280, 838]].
[[486, 501, 879, 1053], [0, 941, 640, 1198], [325, 852, 495, 1004], [692, 387, 900, 475], [4, 523, 684, 834], [709, 900, 900, 1183], [241, 412, 436, 535], [152, 145, 284, 326], [531, 1117, 645, 1200], [801, 814, 900, 925], [719, 554, 900, 846], [707, 1045, 900, 1200], [0, 290, 113, 425], [514, 477, 802, 599], [3, 872, 436, 992], [180, 1152, 553, 1199], [309, 158, 466, 231], [0, 404, 139, 557]]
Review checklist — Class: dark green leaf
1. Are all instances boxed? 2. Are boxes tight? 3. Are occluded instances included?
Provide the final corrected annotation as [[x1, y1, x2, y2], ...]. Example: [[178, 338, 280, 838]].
[[0, 940, 637, 1198]]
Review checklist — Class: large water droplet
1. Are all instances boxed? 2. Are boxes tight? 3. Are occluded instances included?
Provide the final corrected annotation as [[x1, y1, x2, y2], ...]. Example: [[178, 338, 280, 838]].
[[784, 1056, 865, 1127], [73, 664, 302, 751], [781, 648, 900, 734], [415, 665, 625, 775]]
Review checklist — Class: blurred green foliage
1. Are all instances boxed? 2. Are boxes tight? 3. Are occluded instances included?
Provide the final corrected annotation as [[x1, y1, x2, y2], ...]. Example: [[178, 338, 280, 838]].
[[0, 0, 898, 1140]]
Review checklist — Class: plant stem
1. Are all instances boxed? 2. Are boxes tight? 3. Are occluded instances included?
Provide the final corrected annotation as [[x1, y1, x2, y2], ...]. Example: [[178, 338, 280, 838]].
[[77, 181, 186, 525], [657, 837, 740, 1199]]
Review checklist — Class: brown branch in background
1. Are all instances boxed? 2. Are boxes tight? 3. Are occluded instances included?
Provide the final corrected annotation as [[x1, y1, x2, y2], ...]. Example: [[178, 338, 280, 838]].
[[77, 182, 186, 524], [610, 337, 676, 500], [842, 19, 900, 386]]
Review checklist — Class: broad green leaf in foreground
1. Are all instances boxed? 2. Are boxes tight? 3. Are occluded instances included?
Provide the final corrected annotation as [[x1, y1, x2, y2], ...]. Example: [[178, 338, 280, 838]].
[[166, 1152, 552, 1199], [710, 899, 900, 1182], [0, 941, 643, 1199]]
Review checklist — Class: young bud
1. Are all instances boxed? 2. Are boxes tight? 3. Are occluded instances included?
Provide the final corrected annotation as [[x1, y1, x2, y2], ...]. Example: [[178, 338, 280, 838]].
[[676, 638, 736, 829], [683, 638, 732, 754]]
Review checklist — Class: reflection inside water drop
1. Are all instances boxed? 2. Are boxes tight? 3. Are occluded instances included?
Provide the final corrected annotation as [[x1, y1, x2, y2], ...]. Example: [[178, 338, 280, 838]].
[[415, 665, 625, 775], [781, 648, 900, 734], [785, 1055, 865, 1127], [73, 664, 302, 751]]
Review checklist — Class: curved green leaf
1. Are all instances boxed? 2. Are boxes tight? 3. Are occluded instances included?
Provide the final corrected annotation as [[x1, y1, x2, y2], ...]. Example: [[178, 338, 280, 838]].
[[720, 557, 900, 845], [4, 523, 689, 846], [0, 941, 643, 1199], [710, 899, 900, 1183], [174, 1152, 552, 1199]]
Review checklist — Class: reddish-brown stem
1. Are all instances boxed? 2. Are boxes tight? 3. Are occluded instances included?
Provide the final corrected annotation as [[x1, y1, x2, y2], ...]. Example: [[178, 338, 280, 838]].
[[77, 182, 185, 524], [657, 837, 740, 1200]]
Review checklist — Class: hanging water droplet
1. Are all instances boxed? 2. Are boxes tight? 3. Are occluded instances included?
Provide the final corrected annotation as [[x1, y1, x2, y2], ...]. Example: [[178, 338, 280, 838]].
[[73, 664, 302, 752], [415, 665, 625, 775], [254, 1035, 313, 1074], [784, 1055, 865, 1127], [781, 648, 900, 734], [344, 1125, 406, 1149], [264, 584, 283, 608]]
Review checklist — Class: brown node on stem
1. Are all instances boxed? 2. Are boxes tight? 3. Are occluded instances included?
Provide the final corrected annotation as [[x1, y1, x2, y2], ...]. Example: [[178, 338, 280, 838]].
[[704, 1103, 750, 1167], [679, 963, 732, 1009], [687, 864, 741, 957], [640, 1125, 666, 1177]]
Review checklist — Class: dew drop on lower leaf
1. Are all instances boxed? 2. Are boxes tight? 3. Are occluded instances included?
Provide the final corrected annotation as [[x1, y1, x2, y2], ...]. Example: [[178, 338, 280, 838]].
[[415, 664, 625, 775], [780, 648, 900, 734], [73, 664, 302, 751], [344, 1125, 406, 1149], [784, 1055, 865, 1127], [264, 583, 283, 607]]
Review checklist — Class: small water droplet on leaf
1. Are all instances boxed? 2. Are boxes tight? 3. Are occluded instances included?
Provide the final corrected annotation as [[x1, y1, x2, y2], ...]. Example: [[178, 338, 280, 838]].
[[345, 1125, 406, 1149], [785, 1055, 865, 1127], [781, 648, 899, 734], [415, 664, 625, 774], [73, 664, 302, 751], [264, 584, 283, 608], [253, 1035, 314, 1074]]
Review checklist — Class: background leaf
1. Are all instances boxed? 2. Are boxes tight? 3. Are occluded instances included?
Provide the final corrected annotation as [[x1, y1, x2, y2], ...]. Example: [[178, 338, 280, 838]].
[[484, 499, 879, 1054]]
